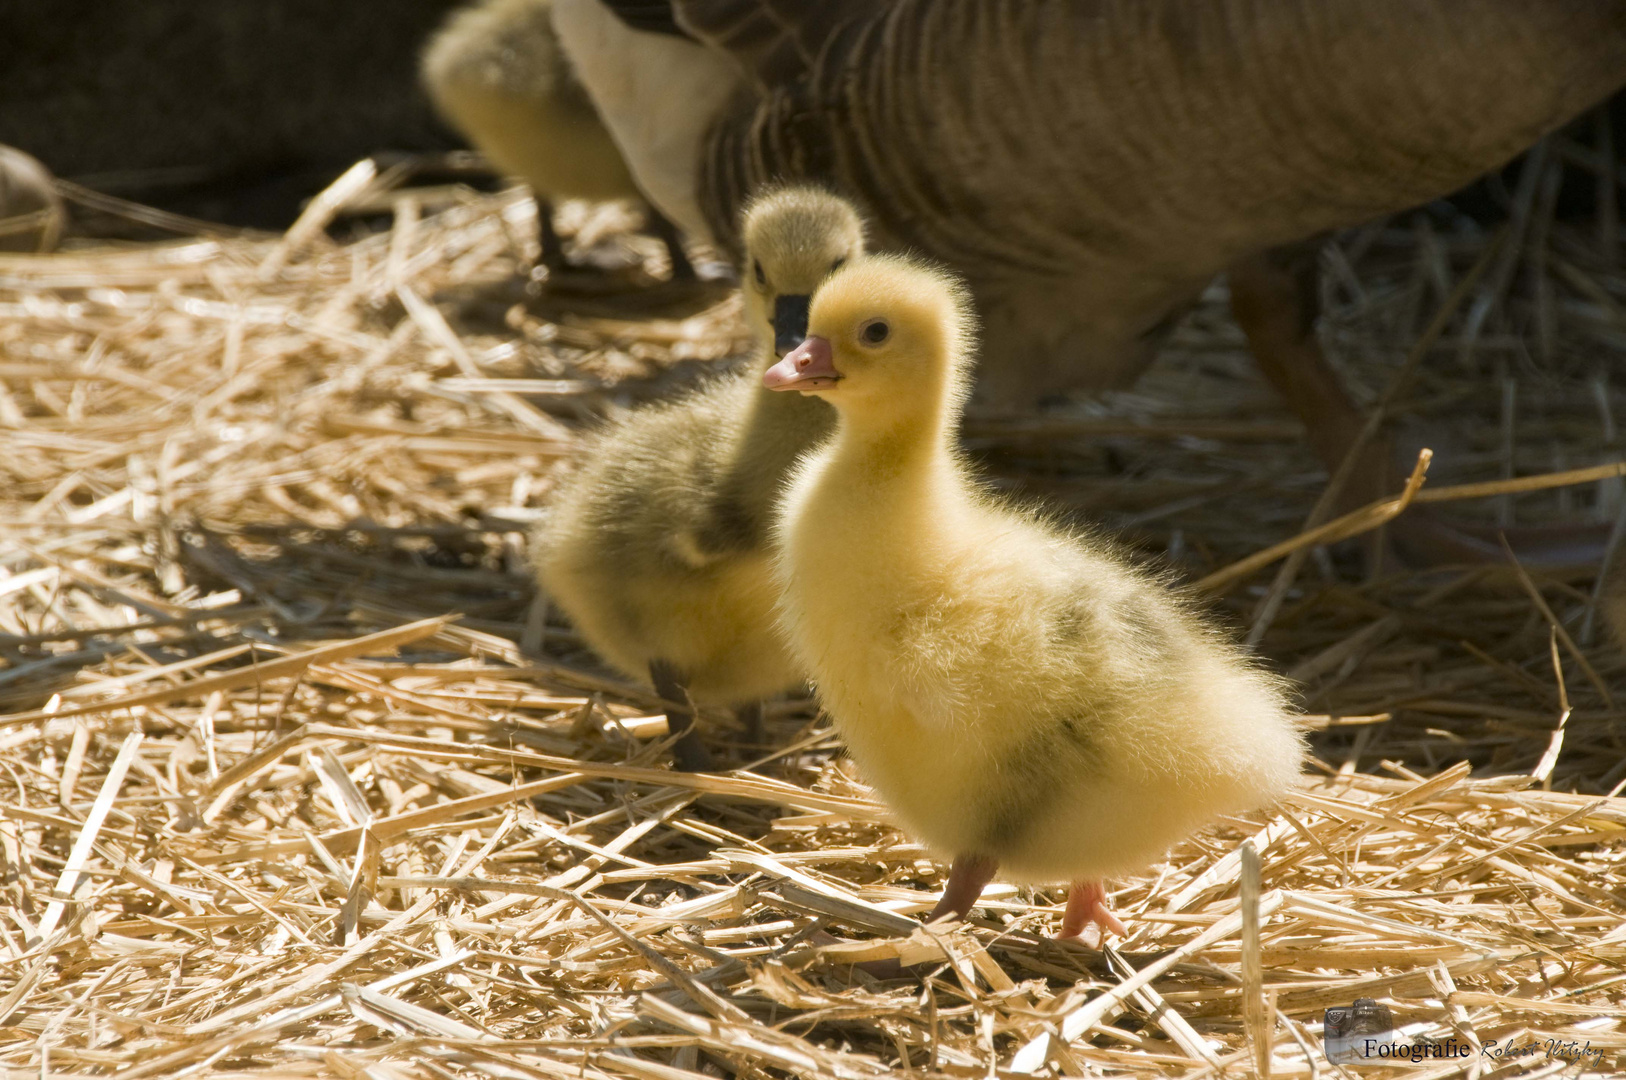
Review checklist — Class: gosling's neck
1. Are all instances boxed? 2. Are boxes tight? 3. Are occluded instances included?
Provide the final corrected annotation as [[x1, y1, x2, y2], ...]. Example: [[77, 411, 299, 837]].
[[730, 372, 836, 508], [816, 374, 969, 523], [694, 358, 836, 558]]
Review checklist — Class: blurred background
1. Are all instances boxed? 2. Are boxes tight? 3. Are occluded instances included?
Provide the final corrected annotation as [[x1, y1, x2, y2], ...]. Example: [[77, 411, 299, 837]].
[[0, 1, 463, 231]]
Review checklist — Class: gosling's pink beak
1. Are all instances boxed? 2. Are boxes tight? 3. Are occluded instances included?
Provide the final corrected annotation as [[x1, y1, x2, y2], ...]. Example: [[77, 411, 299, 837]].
[[763, 335, 842, 391]]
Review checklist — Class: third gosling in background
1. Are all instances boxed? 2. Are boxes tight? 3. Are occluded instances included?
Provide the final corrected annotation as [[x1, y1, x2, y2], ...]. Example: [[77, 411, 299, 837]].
[[533, 186, 864, 768], [766, 255, 1306, 937], [422, 0, 694, 278]]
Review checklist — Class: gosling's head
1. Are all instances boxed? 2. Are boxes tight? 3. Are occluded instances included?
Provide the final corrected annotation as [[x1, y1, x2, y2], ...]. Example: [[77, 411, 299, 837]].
[[422, 0, 572, 106], [739, 186, 866, 357], [763, 254, 977, 418]]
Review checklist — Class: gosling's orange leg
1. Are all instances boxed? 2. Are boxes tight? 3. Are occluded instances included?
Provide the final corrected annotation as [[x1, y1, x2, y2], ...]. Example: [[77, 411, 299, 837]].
[[924, 854, 1000, 925], [831, 855, 1000, 981], [1061, 880, 1127, 941]]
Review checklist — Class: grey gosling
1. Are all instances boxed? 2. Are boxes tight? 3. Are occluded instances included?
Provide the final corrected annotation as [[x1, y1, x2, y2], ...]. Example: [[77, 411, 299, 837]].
[[533, 186, 864, 768]]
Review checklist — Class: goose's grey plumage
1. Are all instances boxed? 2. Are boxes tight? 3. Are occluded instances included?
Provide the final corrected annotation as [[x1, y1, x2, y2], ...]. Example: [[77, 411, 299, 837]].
[[645, 0, 870, 86], [550, 0, 1626, 563], [552, 0, 1626, 558], [672, 0, 1626, 403]]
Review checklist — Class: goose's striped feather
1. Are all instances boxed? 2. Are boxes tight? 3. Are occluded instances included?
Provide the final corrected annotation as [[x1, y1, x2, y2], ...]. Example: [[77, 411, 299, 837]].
[[671, 0, 880, 89], [686, 0, 1626, 400]]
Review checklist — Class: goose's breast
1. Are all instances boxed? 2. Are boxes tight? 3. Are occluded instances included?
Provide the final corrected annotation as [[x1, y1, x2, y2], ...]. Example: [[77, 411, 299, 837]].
[[551, 0, 741, 240]]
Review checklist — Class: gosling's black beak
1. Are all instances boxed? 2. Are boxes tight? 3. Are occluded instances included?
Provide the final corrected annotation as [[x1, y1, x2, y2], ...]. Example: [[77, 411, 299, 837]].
[[773, 294, 811, 356]]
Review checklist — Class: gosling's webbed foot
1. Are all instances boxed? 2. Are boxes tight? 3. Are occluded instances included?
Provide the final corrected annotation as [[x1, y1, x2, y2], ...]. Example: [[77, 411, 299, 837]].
[[648, 658, 713, 772], [1061, 879, 1126, 942]]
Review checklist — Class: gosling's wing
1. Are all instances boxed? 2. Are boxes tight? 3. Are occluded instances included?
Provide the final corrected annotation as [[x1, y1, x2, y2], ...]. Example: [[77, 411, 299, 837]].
[[669, 0, 883, 89], [598, 0, 694, 39]]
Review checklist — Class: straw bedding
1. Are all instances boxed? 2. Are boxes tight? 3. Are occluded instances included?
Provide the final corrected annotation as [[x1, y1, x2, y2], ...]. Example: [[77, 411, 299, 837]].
[[1, 148, 1624, 1078]]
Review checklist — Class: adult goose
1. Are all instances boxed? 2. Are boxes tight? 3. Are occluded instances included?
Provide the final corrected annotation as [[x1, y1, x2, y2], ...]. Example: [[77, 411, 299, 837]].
[[554, 0, 1626, 548]]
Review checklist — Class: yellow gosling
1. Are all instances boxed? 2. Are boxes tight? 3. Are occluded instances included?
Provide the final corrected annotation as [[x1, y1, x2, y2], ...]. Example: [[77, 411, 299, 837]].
[[533, 186, 864, 769], [766, 255, 1306, 937]]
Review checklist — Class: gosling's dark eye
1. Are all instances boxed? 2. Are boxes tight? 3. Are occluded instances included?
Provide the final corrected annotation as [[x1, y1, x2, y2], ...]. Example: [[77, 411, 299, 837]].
[[753, 260, 766, 286], [859, 319, 890, 345], [831, 257, 846, 272]]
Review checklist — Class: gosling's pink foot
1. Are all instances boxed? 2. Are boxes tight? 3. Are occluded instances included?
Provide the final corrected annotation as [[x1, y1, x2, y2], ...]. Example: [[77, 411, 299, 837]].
[[1060, 880, 1127, 941], [924, 853, 1000, 925], [843, 855, 1000, 981]]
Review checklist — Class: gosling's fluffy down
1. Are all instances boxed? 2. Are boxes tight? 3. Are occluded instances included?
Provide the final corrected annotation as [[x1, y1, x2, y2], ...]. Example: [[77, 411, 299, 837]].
[[767, 255, 1305, 923], [532, 187, 864, 757], [536, 379, 810, 705]]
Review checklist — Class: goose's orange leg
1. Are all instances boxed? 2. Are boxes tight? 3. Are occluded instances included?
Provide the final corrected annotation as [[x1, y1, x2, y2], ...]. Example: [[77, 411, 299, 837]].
[[1061, 880, 1127, 940], [1229, 242, 1610, 569]]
